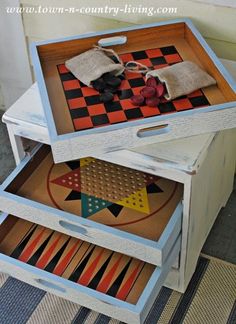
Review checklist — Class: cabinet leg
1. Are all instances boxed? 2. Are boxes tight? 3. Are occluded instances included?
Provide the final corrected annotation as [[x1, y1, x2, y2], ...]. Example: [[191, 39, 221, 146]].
[[6, 125, 25, 165]]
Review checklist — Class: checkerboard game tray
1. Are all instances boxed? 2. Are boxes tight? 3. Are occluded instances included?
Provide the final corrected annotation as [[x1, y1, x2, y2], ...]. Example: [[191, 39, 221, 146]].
[[31, 18, 236, 163], [0, 144, 183, 266], [0, 213, 181, 323]]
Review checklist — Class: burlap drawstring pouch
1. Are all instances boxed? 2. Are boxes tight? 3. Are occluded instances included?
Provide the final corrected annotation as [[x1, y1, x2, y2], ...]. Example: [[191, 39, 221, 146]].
[[65, 46, 125, 87], [65, 46, 150, 87], [146, 61, 216, 100]]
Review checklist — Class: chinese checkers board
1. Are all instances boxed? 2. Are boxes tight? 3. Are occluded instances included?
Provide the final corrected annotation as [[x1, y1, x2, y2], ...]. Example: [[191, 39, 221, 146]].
[[16, 152, 183, 241], [58, 45, 209, 132]]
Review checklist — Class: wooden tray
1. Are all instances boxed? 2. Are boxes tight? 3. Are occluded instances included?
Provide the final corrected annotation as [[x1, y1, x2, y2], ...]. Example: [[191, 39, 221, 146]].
[[31, 19, 236, 163], [0, 145, 183, 266], [0, 213, 180, 323]]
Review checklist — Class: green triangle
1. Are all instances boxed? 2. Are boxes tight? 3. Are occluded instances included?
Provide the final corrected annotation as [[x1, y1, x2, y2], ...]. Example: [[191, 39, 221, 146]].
[[81, 193, 112, 218]]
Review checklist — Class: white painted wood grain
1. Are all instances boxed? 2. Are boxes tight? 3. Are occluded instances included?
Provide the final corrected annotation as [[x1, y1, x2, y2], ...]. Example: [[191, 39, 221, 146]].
[[183, 129, 236, 288], [130, 135, 215, 173], [23, 1, 236, 42], [23, 8, 132, 40], [49, 106, 236, 163], [21, 0, 235, 42], [20, 0, 236, 58]]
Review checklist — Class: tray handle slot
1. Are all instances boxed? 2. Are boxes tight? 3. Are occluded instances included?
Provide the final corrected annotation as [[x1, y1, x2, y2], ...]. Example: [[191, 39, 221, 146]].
[[137, 124, 170, 138], [34, 278, 66, 293], [98, 36, 127, 47], [59, 220, 88, 236]]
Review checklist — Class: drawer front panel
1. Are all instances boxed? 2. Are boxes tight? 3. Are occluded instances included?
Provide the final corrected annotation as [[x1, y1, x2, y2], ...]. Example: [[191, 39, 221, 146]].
[[0, 145, 183, 266], [52, 105, 236, 163], [0, 214, 181, 324]]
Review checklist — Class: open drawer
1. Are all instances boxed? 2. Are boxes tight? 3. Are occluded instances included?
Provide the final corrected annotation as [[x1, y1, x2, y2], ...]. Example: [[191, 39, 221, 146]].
[[0, 213, 180, 324], [31, 18, 236, 163], [0, 145, 183, 266]]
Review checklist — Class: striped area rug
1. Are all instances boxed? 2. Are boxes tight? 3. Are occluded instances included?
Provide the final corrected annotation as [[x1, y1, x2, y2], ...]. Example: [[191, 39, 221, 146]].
[[0, 255, 235, 324]]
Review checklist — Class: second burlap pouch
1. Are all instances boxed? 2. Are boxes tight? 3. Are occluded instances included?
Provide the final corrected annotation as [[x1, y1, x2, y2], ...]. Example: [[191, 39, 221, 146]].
[[65, 46, 125, 87], [146, 61, 216, 100]]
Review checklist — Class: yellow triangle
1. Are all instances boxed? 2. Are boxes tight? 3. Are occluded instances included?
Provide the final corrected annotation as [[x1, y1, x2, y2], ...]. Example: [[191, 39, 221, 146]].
[[117, 187, 150, 214], [80, 157, 96, 167]]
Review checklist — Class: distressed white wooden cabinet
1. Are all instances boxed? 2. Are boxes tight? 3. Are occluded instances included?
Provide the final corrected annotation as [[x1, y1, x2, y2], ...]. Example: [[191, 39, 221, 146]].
[[0, 66, 236, 323]]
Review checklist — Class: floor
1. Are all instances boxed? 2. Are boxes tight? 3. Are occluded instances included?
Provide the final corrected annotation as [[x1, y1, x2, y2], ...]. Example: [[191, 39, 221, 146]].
[[0, 110, 235, 264]]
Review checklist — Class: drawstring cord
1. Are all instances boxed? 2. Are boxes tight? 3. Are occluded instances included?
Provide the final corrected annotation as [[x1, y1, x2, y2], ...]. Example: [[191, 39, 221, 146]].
[[94, 45, 150, 74], [125, 61, 150, 74]]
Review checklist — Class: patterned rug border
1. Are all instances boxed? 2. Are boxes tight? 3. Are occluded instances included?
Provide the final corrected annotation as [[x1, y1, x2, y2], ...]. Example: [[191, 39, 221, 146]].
[[200, 253, 236, 267]]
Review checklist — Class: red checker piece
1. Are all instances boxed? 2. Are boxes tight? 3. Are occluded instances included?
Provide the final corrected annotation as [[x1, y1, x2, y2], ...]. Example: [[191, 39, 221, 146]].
[[74, 116, 93, 130], [132, 87, 145, 96], [68, 97, 86, 109]]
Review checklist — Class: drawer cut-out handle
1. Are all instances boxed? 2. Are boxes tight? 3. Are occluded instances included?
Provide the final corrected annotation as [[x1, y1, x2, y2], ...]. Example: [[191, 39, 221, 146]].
[[137, 124, 170, 138], [35, 278, 66, 293], [98, 36, 127, 47], [59, 220, 88, 235]]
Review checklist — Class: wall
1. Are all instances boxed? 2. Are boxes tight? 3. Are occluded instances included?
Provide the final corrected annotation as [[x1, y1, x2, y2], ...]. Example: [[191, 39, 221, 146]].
[[0, 0, 32, 110], [21, 0, 236, 61]]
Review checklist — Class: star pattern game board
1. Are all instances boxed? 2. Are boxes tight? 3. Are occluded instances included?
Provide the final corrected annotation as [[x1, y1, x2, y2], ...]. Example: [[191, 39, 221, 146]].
[[16, 152, 183, 241], [57, 45, 210, 132]]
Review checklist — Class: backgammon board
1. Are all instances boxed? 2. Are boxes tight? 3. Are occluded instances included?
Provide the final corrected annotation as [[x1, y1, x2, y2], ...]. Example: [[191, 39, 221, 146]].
[[0, 217, 154, 304]]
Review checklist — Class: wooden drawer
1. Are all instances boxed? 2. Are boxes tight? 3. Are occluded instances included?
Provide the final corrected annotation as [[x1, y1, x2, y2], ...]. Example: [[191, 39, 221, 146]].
[[31, 18, 236, 163], [0, 145, 183, 266], [0, 213, 180, 324]]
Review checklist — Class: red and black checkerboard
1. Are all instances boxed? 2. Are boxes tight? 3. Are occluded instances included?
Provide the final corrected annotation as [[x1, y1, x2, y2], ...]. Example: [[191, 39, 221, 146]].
[[57, 45, 210, 132]]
